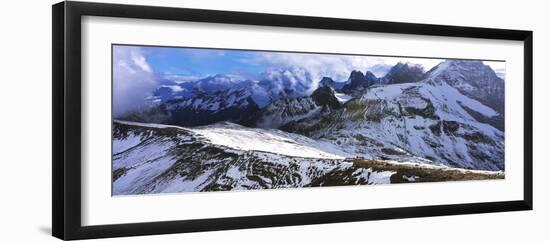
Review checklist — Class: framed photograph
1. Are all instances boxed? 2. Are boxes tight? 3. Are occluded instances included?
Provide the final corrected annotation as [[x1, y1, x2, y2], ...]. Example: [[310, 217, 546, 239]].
[[52, 1, 533, 240]]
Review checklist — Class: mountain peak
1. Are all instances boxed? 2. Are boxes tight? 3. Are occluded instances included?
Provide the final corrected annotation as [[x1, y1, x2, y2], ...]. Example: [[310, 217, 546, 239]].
[[319, 77, 336, 87], [341, 70, 378, 94], [425, 60, 497, 80], [425, 59, 504, 114], [349, 70, 366, 80], [365, 70, 377, 80], [319, 76, 347, 90], [382, 62, 425, 84]]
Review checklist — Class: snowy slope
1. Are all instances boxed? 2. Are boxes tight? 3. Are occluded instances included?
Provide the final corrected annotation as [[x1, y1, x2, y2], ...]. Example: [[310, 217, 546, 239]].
[[189, 122, 349, 159], [112, 120, 503, 195], [256, 85, 345, 128], [112, 121, 396, 195], [280, 80, 505, 171], [256, 97, 321, 128], [424, 60, 505, 115], [116, 120, 347, 159]]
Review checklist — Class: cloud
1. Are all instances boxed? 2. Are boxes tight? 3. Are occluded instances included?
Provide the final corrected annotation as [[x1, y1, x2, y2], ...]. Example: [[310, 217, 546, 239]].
[[160, 73, 206, 84], [180, 48, 229, 58], [248, 52, 444, 82], [113, 46, 157, 117]]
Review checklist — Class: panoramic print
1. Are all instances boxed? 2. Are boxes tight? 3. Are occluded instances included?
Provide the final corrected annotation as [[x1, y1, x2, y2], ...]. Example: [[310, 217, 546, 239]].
[[112, 45, 505, 195]]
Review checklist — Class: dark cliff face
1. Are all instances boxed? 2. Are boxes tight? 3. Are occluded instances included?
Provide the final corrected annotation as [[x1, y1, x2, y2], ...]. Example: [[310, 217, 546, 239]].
[[341, 70, 378, 94], [381, 62, 425, 84], [311, 85, 342, 109]]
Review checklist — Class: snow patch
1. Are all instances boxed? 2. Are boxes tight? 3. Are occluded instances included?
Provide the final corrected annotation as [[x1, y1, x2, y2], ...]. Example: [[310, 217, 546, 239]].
[[191, 122, 347, 159], [112, 134, 143, 154], [402, 175, 419, 182], [335, 93, 353, 103]]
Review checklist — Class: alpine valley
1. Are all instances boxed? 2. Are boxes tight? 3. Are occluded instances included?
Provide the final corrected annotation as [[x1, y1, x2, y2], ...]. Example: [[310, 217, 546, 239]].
[[113, 60, 505, 195]]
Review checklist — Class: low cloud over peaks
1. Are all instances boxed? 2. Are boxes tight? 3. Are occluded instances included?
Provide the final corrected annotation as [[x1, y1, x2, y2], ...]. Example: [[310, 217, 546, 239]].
[[113, 46, 158, 117]]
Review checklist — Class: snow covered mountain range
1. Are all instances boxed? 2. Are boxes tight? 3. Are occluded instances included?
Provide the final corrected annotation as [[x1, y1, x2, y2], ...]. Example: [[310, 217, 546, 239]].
[[114, 59, 506, 194]]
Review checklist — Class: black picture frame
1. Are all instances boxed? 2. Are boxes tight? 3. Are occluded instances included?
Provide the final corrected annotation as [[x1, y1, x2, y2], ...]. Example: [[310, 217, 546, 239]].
[[52, 1, 533, 240]]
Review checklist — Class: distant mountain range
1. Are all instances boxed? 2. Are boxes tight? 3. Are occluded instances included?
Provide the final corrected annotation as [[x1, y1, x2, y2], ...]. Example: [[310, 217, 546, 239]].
[[126, 60, 504, 129]]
